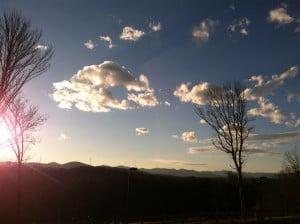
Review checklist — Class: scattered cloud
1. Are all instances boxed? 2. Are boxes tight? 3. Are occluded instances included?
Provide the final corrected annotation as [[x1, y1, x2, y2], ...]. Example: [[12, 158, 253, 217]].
[[35, 44, 49, 51], [58, 133, 70, 141], [248, 98, 287, 124], [120, 26, 146, 41], [181, 131, 198, 143], [51, 61, 158, 112], [228, 18, 250, 36], [200, 119, 207, 124], [153, 158, 207, 166], [174, 82, 221, 105], [84, 40, 96, 49], [171, 134, 179, 139], [244, 66, 298, 100], [188, 146, 215, 154], [149, 21, 162, 32], [127, 89, 158, 107], [192, 18, 217, 44], [164, 101, 171, 107], [99, 35, 116, 48], [288, 92, 300, 102], [248, 130, 300, 148], [268, 4, 294, 25], [285, 112, 300, 127], [229, 3, 235, 11], [244, 147, 281, 156], [295, 18, 300, 32], [136, 127, 149, 135]]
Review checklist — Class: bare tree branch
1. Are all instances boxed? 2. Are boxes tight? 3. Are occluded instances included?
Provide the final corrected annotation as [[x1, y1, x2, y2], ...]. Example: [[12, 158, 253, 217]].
[[0, 10, 53, 115], [194, 82, 252, 217]]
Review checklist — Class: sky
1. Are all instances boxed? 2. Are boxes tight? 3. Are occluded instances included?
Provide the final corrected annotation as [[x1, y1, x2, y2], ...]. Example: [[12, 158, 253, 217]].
[[0, 0, 299, 172]]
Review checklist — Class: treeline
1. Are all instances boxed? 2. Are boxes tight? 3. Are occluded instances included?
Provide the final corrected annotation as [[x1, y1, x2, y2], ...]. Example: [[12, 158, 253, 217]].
[[0, 164, 299, 223]]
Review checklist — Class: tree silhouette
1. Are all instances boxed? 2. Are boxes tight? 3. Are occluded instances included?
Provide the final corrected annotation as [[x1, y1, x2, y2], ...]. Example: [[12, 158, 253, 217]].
[[194, 82, 252, 217], [4, 96, 47, 224], [0, 10, 53, 115], [282, 147, 300, 177]]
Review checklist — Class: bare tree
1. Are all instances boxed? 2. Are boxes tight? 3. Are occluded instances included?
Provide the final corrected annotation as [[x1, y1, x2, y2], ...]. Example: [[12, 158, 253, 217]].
[[4, 96, 47, 224], [0, 10, 53, 115], [194, 82, 252, 217], [282, 147, 300, 174]]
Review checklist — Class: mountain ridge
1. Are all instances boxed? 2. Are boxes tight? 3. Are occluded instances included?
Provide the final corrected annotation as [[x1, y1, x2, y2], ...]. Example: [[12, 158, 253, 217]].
[[0, 161, 276, 178]]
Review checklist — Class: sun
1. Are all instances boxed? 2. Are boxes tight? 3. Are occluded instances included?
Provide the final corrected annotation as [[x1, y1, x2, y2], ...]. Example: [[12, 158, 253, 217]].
[[0, 119, 12, 147]]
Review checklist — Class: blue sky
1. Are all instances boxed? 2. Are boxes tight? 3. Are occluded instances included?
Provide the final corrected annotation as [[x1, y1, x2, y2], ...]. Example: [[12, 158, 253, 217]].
[[0, 0, 300, 172]]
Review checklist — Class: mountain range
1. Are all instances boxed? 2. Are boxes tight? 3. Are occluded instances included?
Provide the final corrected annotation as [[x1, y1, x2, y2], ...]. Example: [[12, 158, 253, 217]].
[[0, 161, 276, 178]]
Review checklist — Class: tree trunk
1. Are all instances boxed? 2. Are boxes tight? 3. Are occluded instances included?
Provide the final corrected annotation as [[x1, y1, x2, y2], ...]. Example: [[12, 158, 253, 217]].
[[16, 161, 22, 224], [237, 169, 246, 218]]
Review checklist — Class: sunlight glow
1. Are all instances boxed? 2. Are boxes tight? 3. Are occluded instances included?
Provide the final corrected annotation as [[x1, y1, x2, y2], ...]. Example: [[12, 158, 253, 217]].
[[0, 119, 12, 148]]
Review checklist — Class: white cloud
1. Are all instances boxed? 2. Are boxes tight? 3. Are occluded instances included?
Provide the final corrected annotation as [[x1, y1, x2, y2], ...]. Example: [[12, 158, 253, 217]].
[[174, 82, 221, 105], [295, 19, 300, 32], [84, 40, 96, 49], [164, 101, 171, 107], [136, 127, 149, 135], [248, 130, 300, 151], [171, 134, 179, 139], [229, 3, 235, 11], [149, 22, 162, 32], [248, 98, 287, 124], [58, 133, 70, 141], [99, 35, 116, 48], [188, 146, 215, 154], [128, 90, 158, 107], [244, 147, 281, 156], [228, 18, 250, 36], [244, 66, 298, 100], [192, 19, 217, 44], [268, 6, 294, 25], [285, 113, 300, 127], [51, 61, 158, 112], [120, 26, 146, 41], [35, 44, 49, 51], [181, 131, 198, 143], [153, 158, 206, 166], [288, 92, 300, 102], [200, 119, 207, 124]]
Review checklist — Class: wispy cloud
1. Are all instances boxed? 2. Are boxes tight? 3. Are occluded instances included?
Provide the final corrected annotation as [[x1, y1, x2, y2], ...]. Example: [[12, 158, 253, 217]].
[[58, 133, 70, 141], [188, 146, 215, 154], [192, 18, 217, 44], [249, 130, 300, 142], [120, 26, 146, 41], [149, 21, 162, 32], [84, 40, 96, 49], [136, 127, 149, 135], [35, 44, 49, 51], [51, 61, 158, 112], [153, 158, 207, 166], [99, 35, 116, 48], [288, 92, 300, 102], [228, 18, 250, 36], [244, 66, 298, 100], [243, 66, 298, 125], [248, 98, 287, 124]]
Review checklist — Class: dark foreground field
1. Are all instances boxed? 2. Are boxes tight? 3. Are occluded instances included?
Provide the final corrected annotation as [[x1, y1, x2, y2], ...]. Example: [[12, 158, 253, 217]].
[[0, 163, 299, 223]]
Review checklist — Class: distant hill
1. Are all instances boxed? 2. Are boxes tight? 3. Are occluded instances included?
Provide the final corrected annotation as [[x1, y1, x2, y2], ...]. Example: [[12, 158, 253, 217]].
[[140, 168, 276, 178], [15, 161, 276, 178]]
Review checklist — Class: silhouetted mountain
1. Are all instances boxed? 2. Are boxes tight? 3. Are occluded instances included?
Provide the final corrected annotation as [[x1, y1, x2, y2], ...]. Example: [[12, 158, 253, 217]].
[[140, 168, 276, 178], [23, 162, 276, 178], [0, 161, 298, 223]]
